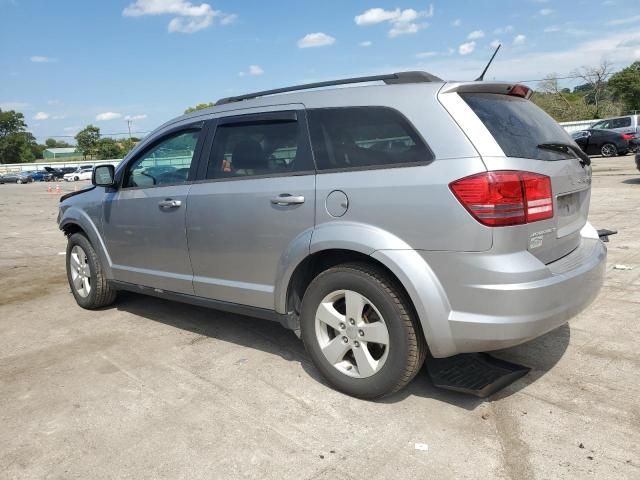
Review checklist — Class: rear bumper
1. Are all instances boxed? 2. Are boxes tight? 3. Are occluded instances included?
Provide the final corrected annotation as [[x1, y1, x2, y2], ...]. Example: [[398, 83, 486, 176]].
[[411, 226, 606, 357]]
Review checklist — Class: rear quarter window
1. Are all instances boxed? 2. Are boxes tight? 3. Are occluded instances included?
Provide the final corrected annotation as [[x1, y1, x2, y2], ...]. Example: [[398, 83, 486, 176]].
[[307, 107, 433, 170], [461, 93, 576, 161]]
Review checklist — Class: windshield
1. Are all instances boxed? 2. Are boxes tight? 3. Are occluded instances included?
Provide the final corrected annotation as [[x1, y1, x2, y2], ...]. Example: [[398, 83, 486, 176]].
[[461, 93, 578, 161]]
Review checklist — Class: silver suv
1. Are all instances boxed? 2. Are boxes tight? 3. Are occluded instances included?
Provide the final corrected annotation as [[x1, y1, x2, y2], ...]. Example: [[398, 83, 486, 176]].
[[58, 72, 607, 399]]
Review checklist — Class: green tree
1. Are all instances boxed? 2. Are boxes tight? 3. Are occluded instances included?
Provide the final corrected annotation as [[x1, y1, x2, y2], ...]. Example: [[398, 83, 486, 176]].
[[608, 61, 640, 113], [95, 137, 124, 160], [184, 102, 214, 114], [0, 109, 37, 163], [75, 125, 100, 159]]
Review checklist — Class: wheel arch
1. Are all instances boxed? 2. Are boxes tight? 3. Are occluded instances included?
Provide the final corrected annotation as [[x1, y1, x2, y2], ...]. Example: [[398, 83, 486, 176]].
[[59, 208, 114, 279], [276, 222, 456, 357]]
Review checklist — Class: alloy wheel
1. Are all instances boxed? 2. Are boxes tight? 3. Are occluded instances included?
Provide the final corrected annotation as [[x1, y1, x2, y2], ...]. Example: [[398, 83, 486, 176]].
[[69, 245, 91, 297], [315, 289, 390, 378], [601, 144, 616, 157]]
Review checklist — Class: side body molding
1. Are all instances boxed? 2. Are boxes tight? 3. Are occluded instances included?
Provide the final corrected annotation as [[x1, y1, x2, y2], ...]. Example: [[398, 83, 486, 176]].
[[275, 221, 456, 357]]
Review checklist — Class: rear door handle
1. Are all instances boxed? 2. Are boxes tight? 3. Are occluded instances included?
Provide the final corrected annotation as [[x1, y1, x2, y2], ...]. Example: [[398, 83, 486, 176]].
[[271, 194, 305, 206], [158, 199, 182, 209]]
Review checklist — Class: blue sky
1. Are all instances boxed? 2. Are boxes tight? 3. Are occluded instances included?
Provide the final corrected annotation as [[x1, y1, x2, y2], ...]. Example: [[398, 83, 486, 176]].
[[1, 0, 639, 143]]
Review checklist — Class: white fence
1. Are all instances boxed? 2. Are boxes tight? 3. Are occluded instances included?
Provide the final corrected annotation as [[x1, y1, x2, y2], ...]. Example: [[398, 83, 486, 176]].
[[559, 119, 599, 134]]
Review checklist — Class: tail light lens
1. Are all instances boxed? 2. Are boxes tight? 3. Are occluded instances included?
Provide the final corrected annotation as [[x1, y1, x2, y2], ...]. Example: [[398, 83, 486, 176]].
[[450, 171, 553, 226], [622, 133, 635, 141], [508, 84, 532, 99]]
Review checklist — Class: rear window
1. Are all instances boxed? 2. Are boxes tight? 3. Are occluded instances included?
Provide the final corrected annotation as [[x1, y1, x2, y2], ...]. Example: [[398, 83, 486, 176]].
[[307, 107, 432, 170], [461, 93, 575, 161]]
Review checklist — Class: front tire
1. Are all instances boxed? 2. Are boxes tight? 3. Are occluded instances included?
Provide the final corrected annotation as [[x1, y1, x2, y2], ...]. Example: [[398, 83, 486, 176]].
[[66, 233, 117, 309], [300, 262, 426, 399], [601, 143, 617, 157]]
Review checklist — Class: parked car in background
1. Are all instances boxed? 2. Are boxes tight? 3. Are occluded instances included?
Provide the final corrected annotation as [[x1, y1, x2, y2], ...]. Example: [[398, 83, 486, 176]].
[[22, 170, 53, 182], [571, 129, 630, 157], [63, 166, 94, 181], [0, 172, 34, 184], [45, 166, 77, 181], [636, 153, 640, 173], [59, 71, 607, 399], [590, 114, 639, 135]]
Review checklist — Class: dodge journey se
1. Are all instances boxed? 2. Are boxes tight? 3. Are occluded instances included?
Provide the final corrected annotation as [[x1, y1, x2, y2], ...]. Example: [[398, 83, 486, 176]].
[[58, 71, 606, 399]]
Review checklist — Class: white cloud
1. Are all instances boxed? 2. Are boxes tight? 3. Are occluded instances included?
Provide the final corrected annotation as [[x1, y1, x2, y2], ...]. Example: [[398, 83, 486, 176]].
[[513, 34, 527, 45], [51, 115, 66, 120], [354, 5, 433, 38], [0, 101, 30, 110], [493, 25, 513, 35], [459, 41, 476, 55], [490, 39, 501, 49], [451, 19, 461, 27], [539, 8, 554, 15], [417, 29, 640, 82], [389, 21, 426, 37], [96, 112, 122, 121], [124, 114, 147, 121], [355, 7, 401, 25], [607, 15, 640, 26], [297, 32, 335, 48], [122, 0, 236, 33], [30, 56, 57, 63], [359, 40, 372, 47], [416, 51, 438, 58], [248, 65, 264, 76], [33, 112, 49, 120], [544, 24, 590, 35], [467, 30, 484, 40]]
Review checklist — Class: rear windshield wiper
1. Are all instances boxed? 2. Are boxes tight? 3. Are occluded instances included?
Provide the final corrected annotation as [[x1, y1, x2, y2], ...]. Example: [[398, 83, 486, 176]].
[[537, 142, 591, 167]]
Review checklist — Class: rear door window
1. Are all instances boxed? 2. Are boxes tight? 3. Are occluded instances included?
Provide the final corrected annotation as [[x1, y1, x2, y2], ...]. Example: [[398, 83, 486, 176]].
[[461, 93, 576, 161], [307, 107, 432, 170], [206, 116, 309, 179]]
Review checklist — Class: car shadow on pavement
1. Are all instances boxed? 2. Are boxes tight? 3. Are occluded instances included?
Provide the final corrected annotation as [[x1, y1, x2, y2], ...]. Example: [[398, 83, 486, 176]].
[[621, 178, 640, 184], [114, 292, 569, 410]]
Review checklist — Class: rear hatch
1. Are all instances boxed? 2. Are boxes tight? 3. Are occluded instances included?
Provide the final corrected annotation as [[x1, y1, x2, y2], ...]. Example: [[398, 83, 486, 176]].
[[441, 83, 592, 264]]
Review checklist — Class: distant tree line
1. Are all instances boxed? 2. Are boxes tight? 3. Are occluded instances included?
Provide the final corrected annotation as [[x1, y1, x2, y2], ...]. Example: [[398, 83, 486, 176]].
[[531, 60, 640, 122], [74, 125, 139, 160], [0, 111, 139, 163]]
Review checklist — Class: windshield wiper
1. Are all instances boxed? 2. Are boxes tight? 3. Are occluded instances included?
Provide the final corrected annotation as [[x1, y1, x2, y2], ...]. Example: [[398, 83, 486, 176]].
[[537, 142, 591, 167]]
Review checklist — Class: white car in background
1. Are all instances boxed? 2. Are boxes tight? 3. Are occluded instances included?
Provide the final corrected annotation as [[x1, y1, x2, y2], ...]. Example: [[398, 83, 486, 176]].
[[63, 166, 94, 182]]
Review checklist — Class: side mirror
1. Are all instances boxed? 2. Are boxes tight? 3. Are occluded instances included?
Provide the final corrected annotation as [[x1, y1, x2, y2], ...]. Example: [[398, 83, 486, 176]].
[[92, 164, 116, 187]]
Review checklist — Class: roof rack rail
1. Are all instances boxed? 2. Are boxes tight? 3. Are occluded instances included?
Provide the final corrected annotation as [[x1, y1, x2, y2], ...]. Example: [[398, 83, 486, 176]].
[[214, 71, 442, 106]]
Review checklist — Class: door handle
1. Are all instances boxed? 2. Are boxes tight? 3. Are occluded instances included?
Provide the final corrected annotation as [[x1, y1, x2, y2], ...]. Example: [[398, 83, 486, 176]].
[[270, 194, 305, 206], [158, 199, 182, 209]]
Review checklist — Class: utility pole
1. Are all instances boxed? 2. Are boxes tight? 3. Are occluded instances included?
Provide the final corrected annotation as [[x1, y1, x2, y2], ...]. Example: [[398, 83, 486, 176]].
[[127, 119, 133, 139]]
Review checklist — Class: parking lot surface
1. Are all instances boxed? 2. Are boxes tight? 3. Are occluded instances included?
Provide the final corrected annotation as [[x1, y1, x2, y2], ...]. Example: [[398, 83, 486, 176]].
[[1, 157, 639, 479]]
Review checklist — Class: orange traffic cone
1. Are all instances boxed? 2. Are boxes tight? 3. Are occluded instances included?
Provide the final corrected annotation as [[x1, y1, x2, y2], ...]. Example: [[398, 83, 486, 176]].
[[55, 184, 61, 193], [47, 185, 52, 193]]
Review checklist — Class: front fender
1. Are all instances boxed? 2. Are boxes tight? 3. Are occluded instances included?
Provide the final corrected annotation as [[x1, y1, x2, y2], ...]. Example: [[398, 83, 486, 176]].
[[59, 205, 113, 279]]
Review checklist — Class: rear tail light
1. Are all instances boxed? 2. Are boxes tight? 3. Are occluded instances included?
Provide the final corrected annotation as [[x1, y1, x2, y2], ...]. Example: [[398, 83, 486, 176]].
[[622, 133, 635, 141], [450, 171, 553, 226]]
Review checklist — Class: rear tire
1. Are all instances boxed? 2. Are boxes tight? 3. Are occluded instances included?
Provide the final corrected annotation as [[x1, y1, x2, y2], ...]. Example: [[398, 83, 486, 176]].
[[66, 233, 117, 309], [300, 262, 426, 399], [601, 143, 617, 157]]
